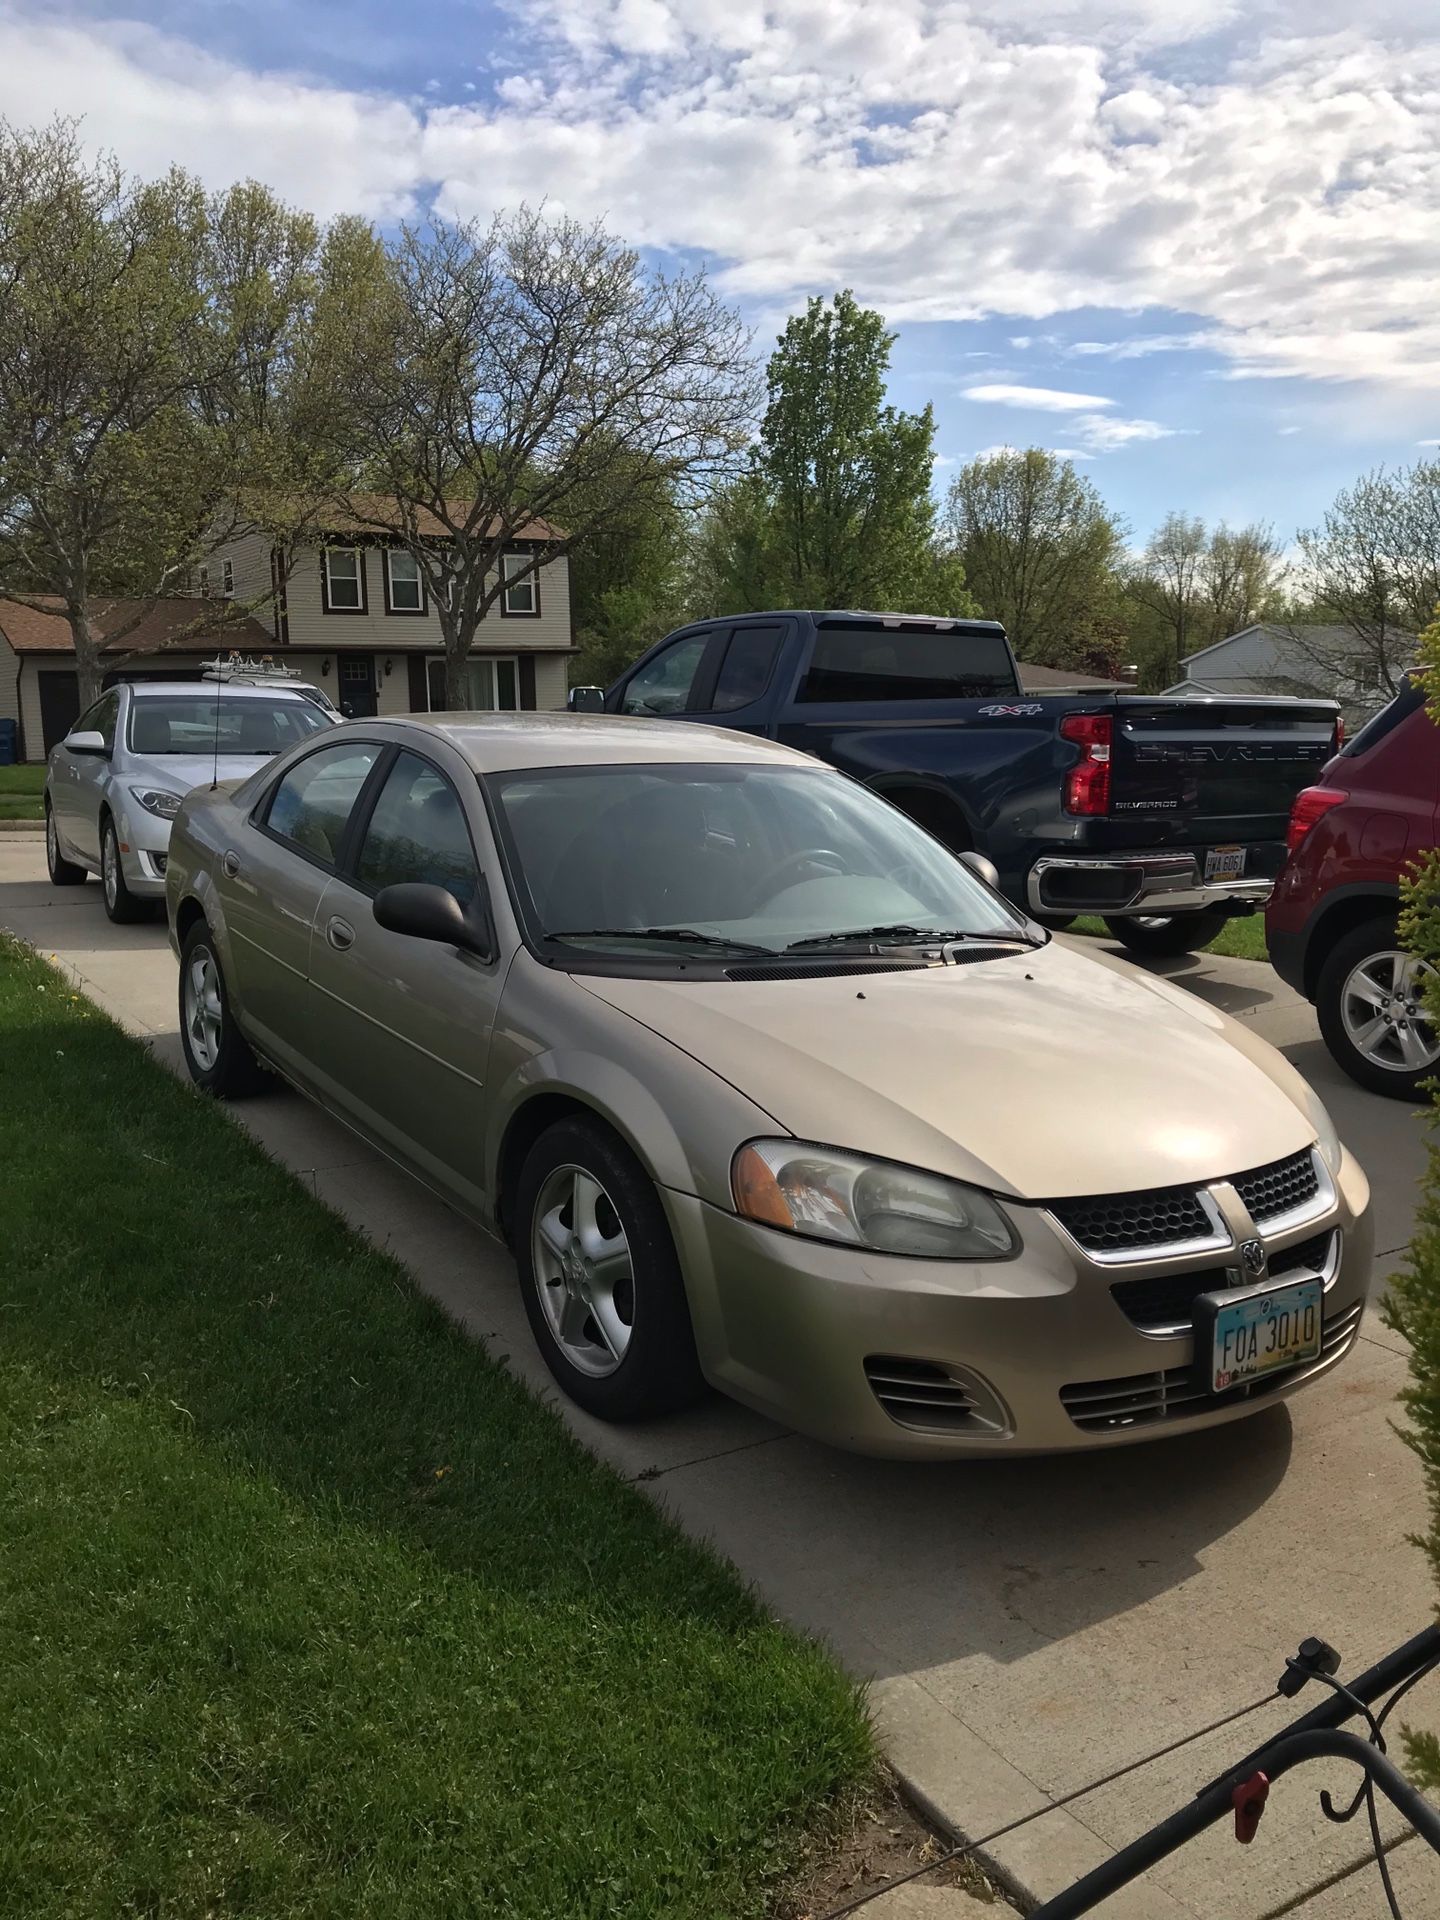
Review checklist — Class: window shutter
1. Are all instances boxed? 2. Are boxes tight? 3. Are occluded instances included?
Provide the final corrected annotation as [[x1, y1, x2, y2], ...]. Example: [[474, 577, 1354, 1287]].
[[407, 655, 428, 711], [518, 656, 537, 709]]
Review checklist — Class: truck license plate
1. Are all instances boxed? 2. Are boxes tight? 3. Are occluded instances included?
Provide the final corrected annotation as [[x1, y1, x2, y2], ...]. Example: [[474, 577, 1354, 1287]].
[[1204, 845, 1246, 880], [1210, 1278, 1321, 1392]]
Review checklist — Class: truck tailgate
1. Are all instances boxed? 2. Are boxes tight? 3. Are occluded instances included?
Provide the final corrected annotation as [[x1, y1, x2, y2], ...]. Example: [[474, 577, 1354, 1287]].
[[1110, 699, 1339, 844]]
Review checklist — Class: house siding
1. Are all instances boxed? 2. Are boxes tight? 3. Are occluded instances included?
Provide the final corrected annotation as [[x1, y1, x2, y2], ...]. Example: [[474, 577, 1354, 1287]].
[[0, 631, 20, 751]]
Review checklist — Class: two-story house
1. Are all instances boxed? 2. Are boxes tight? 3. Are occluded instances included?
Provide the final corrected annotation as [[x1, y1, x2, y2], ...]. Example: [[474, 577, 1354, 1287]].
[[0, 497, 575, 760], [1165, 622, 1415, 724]]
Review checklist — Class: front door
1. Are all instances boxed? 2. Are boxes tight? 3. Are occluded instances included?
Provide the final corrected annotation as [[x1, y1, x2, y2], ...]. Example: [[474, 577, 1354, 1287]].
[[304, 746, 498, 1214], [337, 654, 378, 719]]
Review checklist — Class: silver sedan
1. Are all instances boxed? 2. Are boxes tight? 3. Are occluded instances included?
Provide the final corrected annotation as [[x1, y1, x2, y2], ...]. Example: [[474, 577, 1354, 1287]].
[[164, 713, 1372, 1458]]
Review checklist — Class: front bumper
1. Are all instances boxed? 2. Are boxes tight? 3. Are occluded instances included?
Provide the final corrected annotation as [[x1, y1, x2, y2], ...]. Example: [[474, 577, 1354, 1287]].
[[113, 803, 172, 898], [1026, 851, 1273, 919], [665, 1146, 1372, 1458]]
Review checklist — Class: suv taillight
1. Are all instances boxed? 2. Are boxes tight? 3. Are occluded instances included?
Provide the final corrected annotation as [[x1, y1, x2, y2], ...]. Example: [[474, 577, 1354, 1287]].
[[1060, 712, 1112, 815], [1286, 785, 1346, 854]]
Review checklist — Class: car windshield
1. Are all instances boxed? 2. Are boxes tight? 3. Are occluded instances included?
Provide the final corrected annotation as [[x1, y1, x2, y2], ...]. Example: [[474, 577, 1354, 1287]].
[[127, 695, 330, 756], [488, 762, 1031, 961]]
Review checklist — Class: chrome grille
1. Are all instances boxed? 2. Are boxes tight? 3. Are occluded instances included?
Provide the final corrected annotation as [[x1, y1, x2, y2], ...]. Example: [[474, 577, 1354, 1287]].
[[1110, 1230, 1337, 1336], [864, 1357, 1010, 1436], [1049, 1184, 1212, 1256], [1233, 1150, 1319, 1223], [1061, 1299, 1362, 1434]]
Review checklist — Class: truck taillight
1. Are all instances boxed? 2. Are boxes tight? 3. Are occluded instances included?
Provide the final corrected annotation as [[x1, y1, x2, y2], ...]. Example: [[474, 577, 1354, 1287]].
[[1286, 785, 1346, 854], [1060, 712, 1112, 815]]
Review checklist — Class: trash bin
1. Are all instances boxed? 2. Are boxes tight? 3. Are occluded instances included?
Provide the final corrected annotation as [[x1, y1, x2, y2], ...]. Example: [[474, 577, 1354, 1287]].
[[0, 718, 16, 766]]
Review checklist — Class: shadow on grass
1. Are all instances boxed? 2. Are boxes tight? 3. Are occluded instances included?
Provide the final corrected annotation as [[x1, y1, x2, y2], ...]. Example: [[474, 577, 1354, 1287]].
[[0, 953, 871, 1919]]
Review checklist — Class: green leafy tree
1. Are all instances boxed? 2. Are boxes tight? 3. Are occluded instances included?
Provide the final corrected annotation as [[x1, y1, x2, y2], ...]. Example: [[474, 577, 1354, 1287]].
[[942, 447, 1126, 662], [1296, 464, 1440, 697], [0, 122, 348, 706], [701, 292, 972, 617]]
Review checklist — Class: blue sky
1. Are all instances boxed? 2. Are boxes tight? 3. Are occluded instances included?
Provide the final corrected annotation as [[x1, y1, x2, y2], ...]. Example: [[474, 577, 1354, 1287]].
[[5, 0, 1438, 547]]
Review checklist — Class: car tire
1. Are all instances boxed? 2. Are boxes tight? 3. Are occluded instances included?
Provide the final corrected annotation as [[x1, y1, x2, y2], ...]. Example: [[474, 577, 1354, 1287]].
[[1316, 914, 1440, 1102], [515, 1116, 705, 1422], [100, 815, 148, 924], [44, 801, 87, 886], [1103, 907, 1232, 957], [177, 919, 267, 1097]]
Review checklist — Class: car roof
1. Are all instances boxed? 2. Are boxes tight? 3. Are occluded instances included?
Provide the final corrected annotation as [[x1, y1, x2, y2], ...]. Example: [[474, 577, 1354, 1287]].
[[377, 711, 818, 774], [126, 680, 315, 700]]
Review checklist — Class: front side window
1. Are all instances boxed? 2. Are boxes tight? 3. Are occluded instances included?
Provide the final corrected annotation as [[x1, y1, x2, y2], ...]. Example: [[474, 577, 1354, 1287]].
[[489, 762, 1027, 965], [128, 695, 329, 757], [79, 691, 120, 749], [501, 552, 537, 616], [324, 547, 363, 612], [355, 751, 480, 908], [386, 550, 423, 613], [620, 633, 709, 716], [799, 622, 1016, 702], [263, 741, 383, 867]]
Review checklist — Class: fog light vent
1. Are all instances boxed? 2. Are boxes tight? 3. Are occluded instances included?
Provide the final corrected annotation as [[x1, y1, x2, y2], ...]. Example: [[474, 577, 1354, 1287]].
[[863, 1356, 1011, 1436]]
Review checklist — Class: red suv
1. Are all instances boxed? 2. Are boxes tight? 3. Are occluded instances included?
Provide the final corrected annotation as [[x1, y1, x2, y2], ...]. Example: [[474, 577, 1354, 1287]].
[[1267, 676, 1439, 1099]]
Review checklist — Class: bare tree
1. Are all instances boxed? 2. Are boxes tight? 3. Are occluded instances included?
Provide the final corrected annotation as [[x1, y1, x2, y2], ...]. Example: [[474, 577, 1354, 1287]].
[[1127, 514, 1283, 685], [1202, 522, 1285, 639], [326, 208, 757, 708], [1293, 463, 1440, 697], [0, 122, 353, 705], [943, 447, 1125, 660]]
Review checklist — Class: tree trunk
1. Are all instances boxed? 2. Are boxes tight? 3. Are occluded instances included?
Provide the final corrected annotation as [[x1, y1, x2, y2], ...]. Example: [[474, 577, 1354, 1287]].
[[70, 606, 104, 710]]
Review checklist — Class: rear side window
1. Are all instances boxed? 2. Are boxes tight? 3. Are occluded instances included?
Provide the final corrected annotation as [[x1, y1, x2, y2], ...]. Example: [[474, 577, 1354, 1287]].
[[1340, 678, 1426, 759], [798, 622, 1015, 702], [711, 625, 783, 712], [263, 742, 382, 867]]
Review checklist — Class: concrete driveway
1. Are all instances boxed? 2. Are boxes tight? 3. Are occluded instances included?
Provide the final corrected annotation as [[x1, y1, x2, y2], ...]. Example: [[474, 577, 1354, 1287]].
[[2, 832, 1435, 1919]]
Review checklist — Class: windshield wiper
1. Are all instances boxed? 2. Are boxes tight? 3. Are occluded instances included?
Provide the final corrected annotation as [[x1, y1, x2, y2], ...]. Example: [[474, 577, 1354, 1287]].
[[783, 924, 1039, 953], [545, 926, 773, 956]]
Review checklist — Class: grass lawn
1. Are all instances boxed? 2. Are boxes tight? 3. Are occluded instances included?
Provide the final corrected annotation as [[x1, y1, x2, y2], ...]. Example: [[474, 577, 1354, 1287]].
[[0, 936, 871, 1919], [1071, 911, 1268, 962], [0, 764, 44, 820]]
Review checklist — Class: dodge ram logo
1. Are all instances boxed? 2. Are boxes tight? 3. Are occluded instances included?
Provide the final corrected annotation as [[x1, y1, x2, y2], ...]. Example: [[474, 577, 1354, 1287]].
[[1240, 1238, 1267, 1278]]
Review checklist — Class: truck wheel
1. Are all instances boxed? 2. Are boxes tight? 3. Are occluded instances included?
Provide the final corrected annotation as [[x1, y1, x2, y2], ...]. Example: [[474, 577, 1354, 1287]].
[[1316, 915, 1440, 1101], [1103, 907, 1231, 957]]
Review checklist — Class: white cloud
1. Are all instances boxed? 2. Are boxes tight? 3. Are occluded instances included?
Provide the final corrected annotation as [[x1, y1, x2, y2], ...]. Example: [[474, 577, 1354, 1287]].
[[1420, 438, 1440, 446], [963, 384, 1115, 412], [0, 3, 1435, 392]]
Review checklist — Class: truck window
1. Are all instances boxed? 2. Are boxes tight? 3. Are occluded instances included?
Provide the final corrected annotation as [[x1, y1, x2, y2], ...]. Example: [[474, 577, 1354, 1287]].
[[620, 632, 710, 715], [711, 625, 783, 712], [798, 622, 1015, 702]]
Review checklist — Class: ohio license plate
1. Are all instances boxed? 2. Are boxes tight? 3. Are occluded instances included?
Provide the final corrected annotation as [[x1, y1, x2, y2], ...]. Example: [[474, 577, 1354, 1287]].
[[1210, 1278, 1322, 1392], [1204, 845, 1246, 880]]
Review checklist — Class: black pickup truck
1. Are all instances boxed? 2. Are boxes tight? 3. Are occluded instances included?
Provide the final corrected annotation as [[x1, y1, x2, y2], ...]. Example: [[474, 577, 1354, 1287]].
[[572, 610, 1341, 955]]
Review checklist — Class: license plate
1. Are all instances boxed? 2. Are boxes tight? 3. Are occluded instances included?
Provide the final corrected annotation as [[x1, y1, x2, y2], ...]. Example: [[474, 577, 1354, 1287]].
[[1204, 845, 1246, 881], [1209, 1278, 1322, 1392]]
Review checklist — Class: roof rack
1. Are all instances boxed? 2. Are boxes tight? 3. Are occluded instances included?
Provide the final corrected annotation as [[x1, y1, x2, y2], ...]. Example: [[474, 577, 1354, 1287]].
[[201, 652, 304, 685]]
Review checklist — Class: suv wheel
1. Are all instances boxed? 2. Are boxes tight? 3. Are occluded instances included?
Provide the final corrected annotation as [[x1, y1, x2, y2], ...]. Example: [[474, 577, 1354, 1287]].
[[515, 1116, 705, 1422], [100, 816, 147, 924], [1317, 915, 1440, 1101], [44, 802, 86, 886], [178, 919, 266, 1097], [1103, 906, 1231, 957]]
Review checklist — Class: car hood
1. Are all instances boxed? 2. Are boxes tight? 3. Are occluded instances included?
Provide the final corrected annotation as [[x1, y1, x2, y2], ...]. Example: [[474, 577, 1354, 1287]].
[[126, 752, 273, 793], [576, 939, 1321, 1200]]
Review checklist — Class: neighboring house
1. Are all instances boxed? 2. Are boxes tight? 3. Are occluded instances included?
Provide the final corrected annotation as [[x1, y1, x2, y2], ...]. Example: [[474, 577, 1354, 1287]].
[[1165, 623, 1415, 721], [1017, 663, 1130, 694], [0, 497, 575, 762]]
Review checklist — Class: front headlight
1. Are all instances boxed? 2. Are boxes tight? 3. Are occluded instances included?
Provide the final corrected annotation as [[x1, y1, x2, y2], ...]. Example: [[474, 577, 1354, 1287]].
[[1305, 1092, 1343, 1177], [732, 1139, 1018, 1261], [132, 788, 182, 820]]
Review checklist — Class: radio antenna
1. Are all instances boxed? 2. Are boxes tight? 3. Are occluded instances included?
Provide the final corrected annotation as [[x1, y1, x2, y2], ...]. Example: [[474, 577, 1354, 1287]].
[[210, 654, 222, 790]]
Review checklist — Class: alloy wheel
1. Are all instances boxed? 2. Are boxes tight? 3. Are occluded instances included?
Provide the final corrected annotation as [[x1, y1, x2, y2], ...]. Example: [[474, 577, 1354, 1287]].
[[531, 1163, 635, 1377], [1340, 948, 1440, 1075], [184, 947, 224, 1073]]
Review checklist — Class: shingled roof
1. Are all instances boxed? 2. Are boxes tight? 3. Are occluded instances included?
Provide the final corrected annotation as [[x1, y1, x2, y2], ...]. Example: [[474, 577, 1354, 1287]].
[[0, 596, 274, 657]]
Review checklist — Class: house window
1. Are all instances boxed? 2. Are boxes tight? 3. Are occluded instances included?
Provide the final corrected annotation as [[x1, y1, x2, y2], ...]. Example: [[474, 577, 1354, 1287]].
[[386, 549, 424, 614], [426, 655, 519, 712], [198, 564, 210, 595], [221, 558, 235, 598], [501, 552, 538, 617], [323, 547, 364, 612]]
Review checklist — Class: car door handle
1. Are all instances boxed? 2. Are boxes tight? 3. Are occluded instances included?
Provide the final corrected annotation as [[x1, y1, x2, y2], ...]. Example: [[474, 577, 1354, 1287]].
[[326, 916, 355, 952], [221, 850, 241, 878]]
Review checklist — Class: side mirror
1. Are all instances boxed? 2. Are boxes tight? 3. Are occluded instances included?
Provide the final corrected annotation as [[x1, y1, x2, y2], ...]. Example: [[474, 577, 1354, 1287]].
[[959, 849, 1001, 890], [567, 685, 605, 714], [64, 729, 108, 756], [373, 881, 494, 959]]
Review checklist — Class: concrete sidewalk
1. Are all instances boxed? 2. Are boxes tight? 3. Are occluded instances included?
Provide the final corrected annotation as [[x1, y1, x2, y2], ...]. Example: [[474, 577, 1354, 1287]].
[[3, 838, 1436, 1919]]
